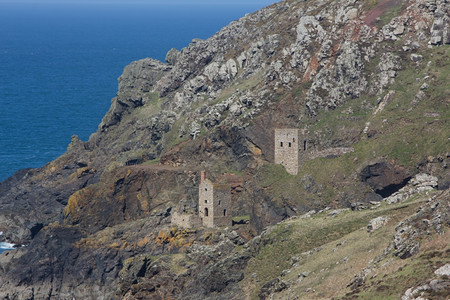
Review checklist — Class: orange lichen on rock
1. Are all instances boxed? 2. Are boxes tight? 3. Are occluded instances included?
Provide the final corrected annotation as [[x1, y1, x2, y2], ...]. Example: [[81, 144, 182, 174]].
[[64, 189, 85, 217], [155, 228, 194, 250], [136, 236, 151, 247]]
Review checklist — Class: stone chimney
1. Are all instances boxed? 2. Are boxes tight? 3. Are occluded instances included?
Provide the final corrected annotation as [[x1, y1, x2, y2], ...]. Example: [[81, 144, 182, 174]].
[[201, 171, 206, 182]]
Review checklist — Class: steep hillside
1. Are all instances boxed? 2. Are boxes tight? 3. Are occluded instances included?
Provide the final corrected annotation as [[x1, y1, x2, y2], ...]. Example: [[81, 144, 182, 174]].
[[0, 0, 448, 298]]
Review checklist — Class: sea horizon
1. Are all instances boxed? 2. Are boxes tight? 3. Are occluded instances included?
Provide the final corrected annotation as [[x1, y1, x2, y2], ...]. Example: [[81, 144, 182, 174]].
[[0, 1, 276, 181]]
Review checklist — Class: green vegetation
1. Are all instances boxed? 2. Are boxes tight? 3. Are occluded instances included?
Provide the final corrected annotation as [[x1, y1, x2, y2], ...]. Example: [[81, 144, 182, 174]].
[[351, 233, 450, 299], [242, 197, 428, 299], [232, 215, 250, 222], [144, 157, 161, 165], [254, 161, 352, 208], [377, 0, 405, 27], [162, 116, 189, 153], [356, 46, 449, 167], [136, 92, 163, 118], [210, 72, 263, 107], [260, 46, 449, 211], [169, 253, 194, 276]]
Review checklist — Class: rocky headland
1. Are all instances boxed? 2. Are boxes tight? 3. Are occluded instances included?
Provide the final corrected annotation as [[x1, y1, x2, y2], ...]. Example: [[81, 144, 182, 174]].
[[0, 0, 449, 298]]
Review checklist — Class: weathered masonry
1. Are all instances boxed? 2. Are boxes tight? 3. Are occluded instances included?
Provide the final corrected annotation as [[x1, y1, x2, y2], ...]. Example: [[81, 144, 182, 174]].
[[274, 128, 308, 175], [170, 211, 201, 228], [171, 171, 232, 228], [198, 172, 232, 228]]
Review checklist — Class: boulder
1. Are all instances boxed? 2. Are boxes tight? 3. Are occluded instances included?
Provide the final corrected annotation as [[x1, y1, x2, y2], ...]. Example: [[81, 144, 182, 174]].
[[367, 216, 389, 232], [351, 202, 368, 211], [434, 264, 450, 276], [259, 278, 288, 299], [410, 54, 423, 62]]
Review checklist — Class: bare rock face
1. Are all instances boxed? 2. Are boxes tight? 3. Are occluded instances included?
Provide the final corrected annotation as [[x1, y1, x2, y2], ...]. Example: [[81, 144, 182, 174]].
[[1, 0, 449, 298], [402, 264, 450, 300], [428, 0, 450, 45], [0, 226, 88, 300], [384, 173, 439, 205], [100, 58, 172, 130], [393, 224, 421, 259], [165, 48, 180, 66], [63, 168, 197, 234], [390, 189, 449, 259], [371, 52, 401, 94], [306, 41, 367, 115], [0, 152, 99, 244]]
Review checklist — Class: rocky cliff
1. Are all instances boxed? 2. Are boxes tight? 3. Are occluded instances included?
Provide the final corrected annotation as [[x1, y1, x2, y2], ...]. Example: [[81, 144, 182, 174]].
[[0, 0, 449, 298]]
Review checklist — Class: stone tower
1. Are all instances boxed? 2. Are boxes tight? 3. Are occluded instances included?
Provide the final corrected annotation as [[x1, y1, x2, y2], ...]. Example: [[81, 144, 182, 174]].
[[198, 172, 232, 228], [274, 128, 305, 175]]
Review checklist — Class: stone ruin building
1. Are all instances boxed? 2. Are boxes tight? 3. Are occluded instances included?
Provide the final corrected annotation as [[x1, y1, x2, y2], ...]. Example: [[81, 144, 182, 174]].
[[274, 128, 308, 175], [170, 210, 201, 228], [198, 171, 232, 228], [171, 171, 232, 228]]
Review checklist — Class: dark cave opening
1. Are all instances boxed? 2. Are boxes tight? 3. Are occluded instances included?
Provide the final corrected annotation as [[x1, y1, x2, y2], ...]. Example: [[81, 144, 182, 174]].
[[376, 177, 411, 198]]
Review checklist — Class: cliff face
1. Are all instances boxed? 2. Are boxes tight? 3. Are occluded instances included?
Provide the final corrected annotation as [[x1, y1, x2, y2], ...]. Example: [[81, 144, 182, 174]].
[[0, 0, 449, 298]]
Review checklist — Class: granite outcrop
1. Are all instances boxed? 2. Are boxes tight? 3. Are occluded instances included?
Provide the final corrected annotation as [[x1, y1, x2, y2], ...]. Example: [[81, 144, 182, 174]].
[[0, 0, 448, 298]]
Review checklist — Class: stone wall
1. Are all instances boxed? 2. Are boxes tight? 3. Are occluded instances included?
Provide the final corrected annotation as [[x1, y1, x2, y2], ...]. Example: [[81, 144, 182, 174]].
[[274, 128, 309, 175], [198, 179, 232, 228], [198, 179, 215, 227], [274, 128, 299, 175], [171, 212, 201, 228], [308, 147, 354, 159], [212, 185, 232, 227]]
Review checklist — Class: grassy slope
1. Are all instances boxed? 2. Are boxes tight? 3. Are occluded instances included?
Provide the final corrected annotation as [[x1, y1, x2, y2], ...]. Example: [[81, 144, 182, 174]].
[[240, 190, 444, 299]]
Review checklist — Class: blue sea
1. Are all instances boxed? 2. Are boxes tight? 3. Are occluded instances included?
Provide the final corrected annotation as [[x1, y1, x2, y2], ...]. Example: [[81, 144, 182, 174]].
[[0, 242, 15, 255], [0, 1, 275, 181]]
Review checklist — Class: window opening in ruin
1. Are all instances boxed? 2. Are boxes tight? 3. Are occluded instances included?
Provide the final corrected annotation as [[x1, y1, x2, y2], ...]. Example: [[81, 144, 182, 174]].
[[219, 200, 221, 206], [280, 142, 283, 147], [205, 188, 207, 191], [303, 140, 307, 151], [223, 209, 226, 216], [205, 207, 209, 216], [293, 138, 295, 142], [205, 200, 207, 203], [288, 142, 291, 147]]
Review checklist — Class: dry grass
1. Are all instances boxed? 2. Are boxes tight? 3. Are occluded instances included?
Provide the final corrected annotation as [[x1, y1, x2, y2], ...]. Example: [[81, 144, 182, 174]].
[[241, 196, 427, 299]]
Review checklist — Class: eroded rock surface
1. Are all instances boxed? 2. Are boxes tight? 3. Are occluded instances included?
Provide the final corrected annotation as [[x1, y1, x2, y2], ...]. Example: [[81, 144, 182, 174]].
[[0, 0, 449, 298]]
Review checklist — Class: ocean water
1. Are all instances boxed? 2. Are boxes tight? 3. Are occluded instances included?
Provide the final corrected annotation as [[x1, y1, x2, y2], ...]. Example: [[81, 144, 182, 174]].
[[0, 2, 275, 181], [0, 242, 15, 255]]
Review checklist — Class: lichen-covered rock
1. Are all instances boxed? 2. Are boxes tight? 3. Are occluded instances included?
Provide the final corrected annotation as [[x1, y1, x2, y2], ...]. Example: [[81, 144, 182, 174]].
[[165, 47, 180, 65], [259, 278, 288, 299], [390, 189, 449, 259], [306, 42, 367, 115], [371, 52, 401, 94], [428, 0, 450, 45], [385, 173, 438, 204], [1, 0, 449, 298], [100, 58, 172, 130], [434, 264, 450, 276], [393, 224, 421, 259], [367, 216, 389, 232]]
